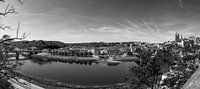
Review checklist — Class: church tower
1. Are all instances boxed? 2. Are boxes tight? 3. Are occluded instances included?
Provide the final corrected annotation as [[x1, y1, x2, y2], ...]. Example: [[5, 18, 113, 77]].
[[175, 32, 181, 42]]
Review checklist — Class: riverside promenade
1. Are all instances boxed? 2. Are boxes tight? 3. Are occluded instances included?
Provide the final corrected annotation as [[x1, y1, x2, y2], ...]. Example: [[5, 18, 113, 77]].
[[181, 63, 200, 89], [8, 78, 44, 89]]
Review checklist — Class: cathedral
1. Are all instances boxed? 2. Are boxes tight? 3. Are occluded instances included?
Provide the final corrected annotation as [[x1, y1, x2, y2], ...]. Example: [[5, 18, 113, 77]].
[[175, 33, 183, 42]]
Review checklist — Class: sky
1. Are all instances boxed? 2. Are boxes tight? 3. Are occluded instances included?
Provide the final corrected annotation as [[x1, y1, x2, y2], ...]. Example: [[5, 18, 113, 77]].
[[1, 0, 200, 43]]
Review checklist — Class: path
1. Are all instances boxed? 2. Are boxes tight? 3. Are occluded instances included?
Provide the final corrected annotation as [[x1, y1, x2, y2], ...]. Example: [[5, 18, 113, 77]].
[[8, 78, 45, 89], [181, 61, 200, 89]]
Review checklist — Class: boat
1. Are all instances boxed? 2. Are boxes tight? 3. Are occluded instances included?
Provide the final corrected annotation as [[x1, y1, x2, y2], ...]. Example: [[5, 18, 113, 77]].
[[107, 61, 121, 66]]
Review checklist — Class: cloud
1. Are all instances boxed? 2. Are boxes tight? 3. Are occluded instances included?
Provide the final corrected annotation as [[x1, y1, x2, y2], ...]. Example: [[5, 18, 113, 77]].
[[88, 27, 122, 33], [9, 13, 49, 17], [117, 18, 161, 35], [3, 0, 200, 43], [178, 0, 185, 8]]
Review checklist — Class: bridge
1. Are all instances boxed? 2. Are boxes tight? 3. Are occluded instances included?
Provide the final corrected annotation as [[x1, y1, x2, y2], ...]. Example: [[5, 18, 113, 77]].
[[8, 48, 43, 60]]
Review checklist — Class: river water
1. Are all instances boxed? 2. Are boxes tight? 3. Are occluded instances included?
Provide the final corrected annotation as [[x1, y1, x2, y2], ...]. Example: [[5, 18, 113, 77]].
[[18, 59, 137, 85]]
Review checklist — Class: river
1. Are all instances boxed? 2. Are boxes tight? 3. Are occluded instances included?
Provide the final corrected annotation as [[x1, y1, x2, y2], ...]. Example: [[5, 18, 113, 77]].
[[18, 59, 137, 86]]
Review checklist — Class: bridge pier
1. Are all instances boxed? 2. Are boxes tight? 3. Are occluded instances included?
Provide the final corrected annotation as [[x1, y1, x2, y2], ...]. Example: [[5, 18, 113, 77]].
[[15, 52, 19, 60], [29, 51, 35, 56], [14, 49, 41, 58]]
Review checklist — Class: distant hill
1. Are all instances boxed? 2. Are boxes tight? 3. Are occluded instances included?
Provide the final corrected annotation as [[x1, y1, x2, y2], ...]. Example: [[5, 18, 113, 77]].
[[9, 40, 143, 49], [10, 40, 67, 49]]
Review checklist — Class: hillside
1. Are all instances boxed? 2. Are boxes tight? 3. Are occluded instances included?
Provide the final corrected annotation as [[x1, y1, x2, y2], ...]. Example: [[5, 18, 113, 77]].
[[10, 40, 67, 49], [9, 40, 146, 49]]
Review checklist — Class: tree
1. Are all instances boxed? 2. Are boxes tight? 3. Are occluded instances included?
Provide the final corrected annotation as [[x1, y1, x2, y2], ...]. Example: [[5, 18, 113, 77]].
[[0, 0, 24, 88], [162, 61, 196, 89], [128, 47, 180, 89]]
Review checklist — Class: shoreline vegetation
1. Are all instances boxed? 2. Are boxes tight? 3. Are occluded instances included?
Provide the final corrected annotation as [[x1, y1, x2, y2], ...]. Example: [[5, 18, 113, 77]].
[[29, 54, 140, 67], [30, 53, 140, 63], [31, 54, 99, 63]]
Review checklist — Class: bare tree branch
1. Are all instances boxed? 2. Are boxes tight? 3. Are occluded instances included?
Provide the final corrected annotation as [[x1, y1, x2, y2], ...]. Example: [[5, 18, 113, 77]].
[[0, 4, 16, 16], [21, 32, 30, 39], [0, 0, 5, 2], [0, 0, 24, 16], [0, 0, 24, 3], [0, 37, 23, 44], [18, 0, 25, 4], [0, 25, 10, 30]]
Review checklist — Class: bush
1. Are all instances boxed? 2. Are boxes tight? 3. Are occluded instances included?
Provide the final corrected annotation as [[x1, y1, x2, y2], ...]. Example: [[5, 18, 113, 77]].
[[0, 77, 13, 89]]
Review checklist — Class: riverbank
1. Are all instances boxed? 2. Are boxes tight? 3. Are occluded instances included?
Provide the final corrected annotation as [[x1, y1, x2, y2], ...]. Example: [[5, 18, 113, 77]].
[[31, 53, 99, 63], [8, 77, 44, 89], [31, 53, 140, 63], [113, 56, 140, 62], [13, 72, 131, 89]]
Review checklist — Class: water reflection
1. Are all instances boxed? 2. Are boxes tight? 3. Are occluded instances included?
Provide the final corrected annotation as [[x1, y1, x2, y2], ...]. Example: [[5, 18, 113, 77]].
[[18, 59, 136, 85], [29, 59, 99, 66], [30, 59, 53, 65]]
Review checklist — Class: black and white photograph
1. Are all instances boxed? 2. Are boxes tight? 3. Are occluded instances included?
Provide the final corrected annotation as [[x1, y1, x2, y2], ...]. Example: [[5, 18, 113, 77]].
[[1, 0, 200, 89]]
